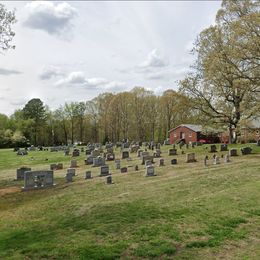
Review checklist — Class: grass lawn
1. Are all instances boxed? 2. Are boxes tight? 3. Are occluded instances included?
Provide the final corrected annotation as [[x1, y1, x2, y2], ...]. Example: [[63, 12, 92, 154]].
[[0, 144, 259, 259]]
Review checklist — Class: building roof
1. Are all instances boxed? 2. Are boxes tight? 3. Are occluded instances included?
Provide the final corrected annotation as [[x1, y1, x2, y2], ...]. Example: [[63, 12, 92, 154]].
[[168, 124, 202, 133]]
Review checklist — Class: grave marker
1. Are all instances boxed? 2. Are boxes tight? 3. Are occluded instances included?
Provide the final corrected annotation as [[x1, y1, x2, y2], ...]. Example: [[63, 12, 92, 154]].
[[229, 148, 238, 156], [22, 170, 54, 190], [85, 171, 92, 179], [186, 153, 196, 163], [145, 165, 156, 177], [16, 167, 31, 181], [168, 148, 177, 156]]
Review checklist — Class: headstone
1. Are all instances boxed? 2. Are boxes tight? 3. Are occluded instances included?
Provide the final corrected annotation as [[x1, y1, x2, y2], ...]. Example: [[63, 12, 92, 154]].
[[220, 144, 228, 151], [106, 153, 115, 161], [145, 160, 152, 167], [141, 155, 154, 165], [50, 164, 57, 170], [106, 175, 113, 184], [91, 149, 100, 157], [145, 165, 156, 177], [209, 145, 217, 153], [50, 163, 63, 171], [168, 148, 177, 156], [85, 149, 91, 155], [120, 167, 128, 173], [70, 160, 77, 168], [186, 153, 196, 163], [224, 154, 231, 163], [72, 149, 80, 157], [122, 151, 129, 159], [229, 148, 238, 157], [115, 159, 121, 170], [153, 149, 161, 158], [204, 155, 209, 166], [106, 147, 114, 154], [100, 165, 110, 176], [85, 155, 94, 165], [17, 150, 28, 156], [66, 172, 73, 182], [141, 151, 149, 157], [67, 168, 76, 176], [93, 156, 105, 167], [22, 170, 54, 190], [213, 156, 220, 165], [16, 167, 31, 181], [159, 158, 164, 166], [57, 163, 63, 170], [241, 147, 252, 155], [171, 159, 177, 165], [137, 149, 144, 157], [85, 171, 92, 179], [129, 145, 139, 153]]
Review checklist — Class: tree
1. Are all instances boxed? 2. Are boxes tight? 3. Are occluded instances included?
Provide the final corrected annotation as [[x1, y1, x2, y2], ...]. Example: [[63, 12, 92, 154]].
[[23, 98, 46, 145], [179, 0, 260, 143], [0, 3, 16, 52]]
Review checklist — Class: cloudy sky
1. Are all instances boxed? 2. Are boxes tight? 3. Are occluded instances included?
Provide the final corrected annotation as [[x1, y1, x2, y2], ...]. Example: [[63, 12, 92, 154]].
[[0, 1, 221, 115]]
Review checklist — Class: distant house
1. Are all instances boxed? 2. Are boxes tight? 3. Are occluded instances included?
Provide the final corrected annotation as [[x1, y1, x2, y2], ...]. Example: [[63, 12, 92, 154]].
[[168, 124, 203, 144], [240, 118, 260, 143]]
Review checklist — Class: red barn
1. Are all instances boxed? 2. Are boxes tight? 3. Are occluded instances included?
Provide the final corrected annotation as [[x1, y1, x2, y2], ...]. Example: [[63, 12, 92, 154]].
[[168, 124, 202, 144]]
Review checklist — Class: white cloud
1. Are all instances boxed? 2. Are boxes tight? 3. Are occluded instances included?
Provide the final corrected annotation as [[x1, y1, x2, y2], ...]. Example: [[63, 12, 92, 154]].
[[24, 1, 77, 36], [55, 71, 86, 85], [86, 78, 109, 87], [139, 49, 169, 69], [39, 65, 63, 80], [0, 68, 22, 76], [54, 71, 126, 91]]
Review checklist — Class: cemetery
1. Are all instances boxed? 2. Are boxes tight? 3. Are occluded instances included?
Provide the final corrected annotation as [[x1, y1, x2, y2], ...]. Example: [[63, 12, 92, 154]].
[[0, 142, 259, 259], [0, 0, 259, 258]]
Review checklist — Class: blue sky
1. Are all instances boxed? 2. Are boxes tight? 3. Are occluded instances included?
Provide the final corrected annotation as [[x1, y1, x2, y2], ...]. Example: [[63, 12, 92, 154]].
[[0, 1, 221, 115]]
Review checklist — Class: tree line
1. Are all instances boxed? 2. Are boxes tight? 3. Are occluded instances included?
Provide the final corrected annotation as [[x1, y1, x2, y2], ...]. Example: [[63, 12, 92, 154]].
[[0, 88, 199, 147], [0, 0, 259, 147]]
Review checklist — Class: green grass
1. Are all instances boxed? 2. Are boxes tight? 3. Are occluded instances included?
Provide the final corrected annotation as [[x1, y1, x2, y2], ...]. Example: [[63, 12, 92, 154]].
[[0, 143, 259, 259]]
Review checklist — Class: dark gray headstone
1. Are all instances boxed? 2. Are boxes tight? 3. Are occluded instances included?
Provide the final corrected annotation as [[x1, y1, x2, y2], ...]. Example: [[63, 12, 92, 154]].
[[159, 158, 164, 166], [168, 148, 177, 156], [106, 175, 113, 184], [241, 147, 252, 155], [229, 148, 238, 156], [100, 165, 110, 176], [145, 165, 156, 177], [171, 159, 177, 165], [22, 170, 54, 190], [220, 144, 228, 151], [85, 171, 92, 179], [186, 153, 196, 163], [16, 167, 31, 181], [210, 145, 217, 153], [120, 167, 127, 173], [122, 151, 129, 159]]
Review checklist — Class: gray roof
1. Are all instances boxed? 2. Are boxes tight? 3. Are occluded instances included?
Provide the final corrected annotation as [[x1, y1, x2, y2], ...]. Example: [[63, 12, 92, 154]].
[[169, 124, 202, 133]]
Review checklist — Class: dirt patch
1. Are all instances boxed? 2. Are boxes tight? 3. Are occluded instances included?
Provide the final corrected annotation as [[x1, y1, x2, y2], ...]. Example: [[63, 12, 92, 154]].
[[0, 186, 20, 196]]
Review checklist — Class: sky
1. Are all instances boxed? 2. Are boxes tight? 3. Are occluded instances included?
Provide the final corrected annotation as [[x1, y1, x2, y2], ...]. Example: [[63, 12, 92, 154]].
[[0, 1, 222, 115]]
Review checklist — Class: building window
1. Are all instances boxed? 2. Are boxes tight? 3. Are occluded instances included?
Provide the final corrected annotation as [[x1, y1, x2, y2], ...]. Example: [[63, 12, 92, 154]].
[[174, 133, 177, 137], [256, 130, 259, 136], [189, 132, 192, 137]]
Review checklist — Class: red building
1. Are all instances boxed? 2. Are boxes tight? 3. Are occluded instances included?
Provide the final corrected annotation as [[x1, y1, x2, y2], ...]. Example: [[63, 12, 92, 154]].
[[168, 124, 202, 144]]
